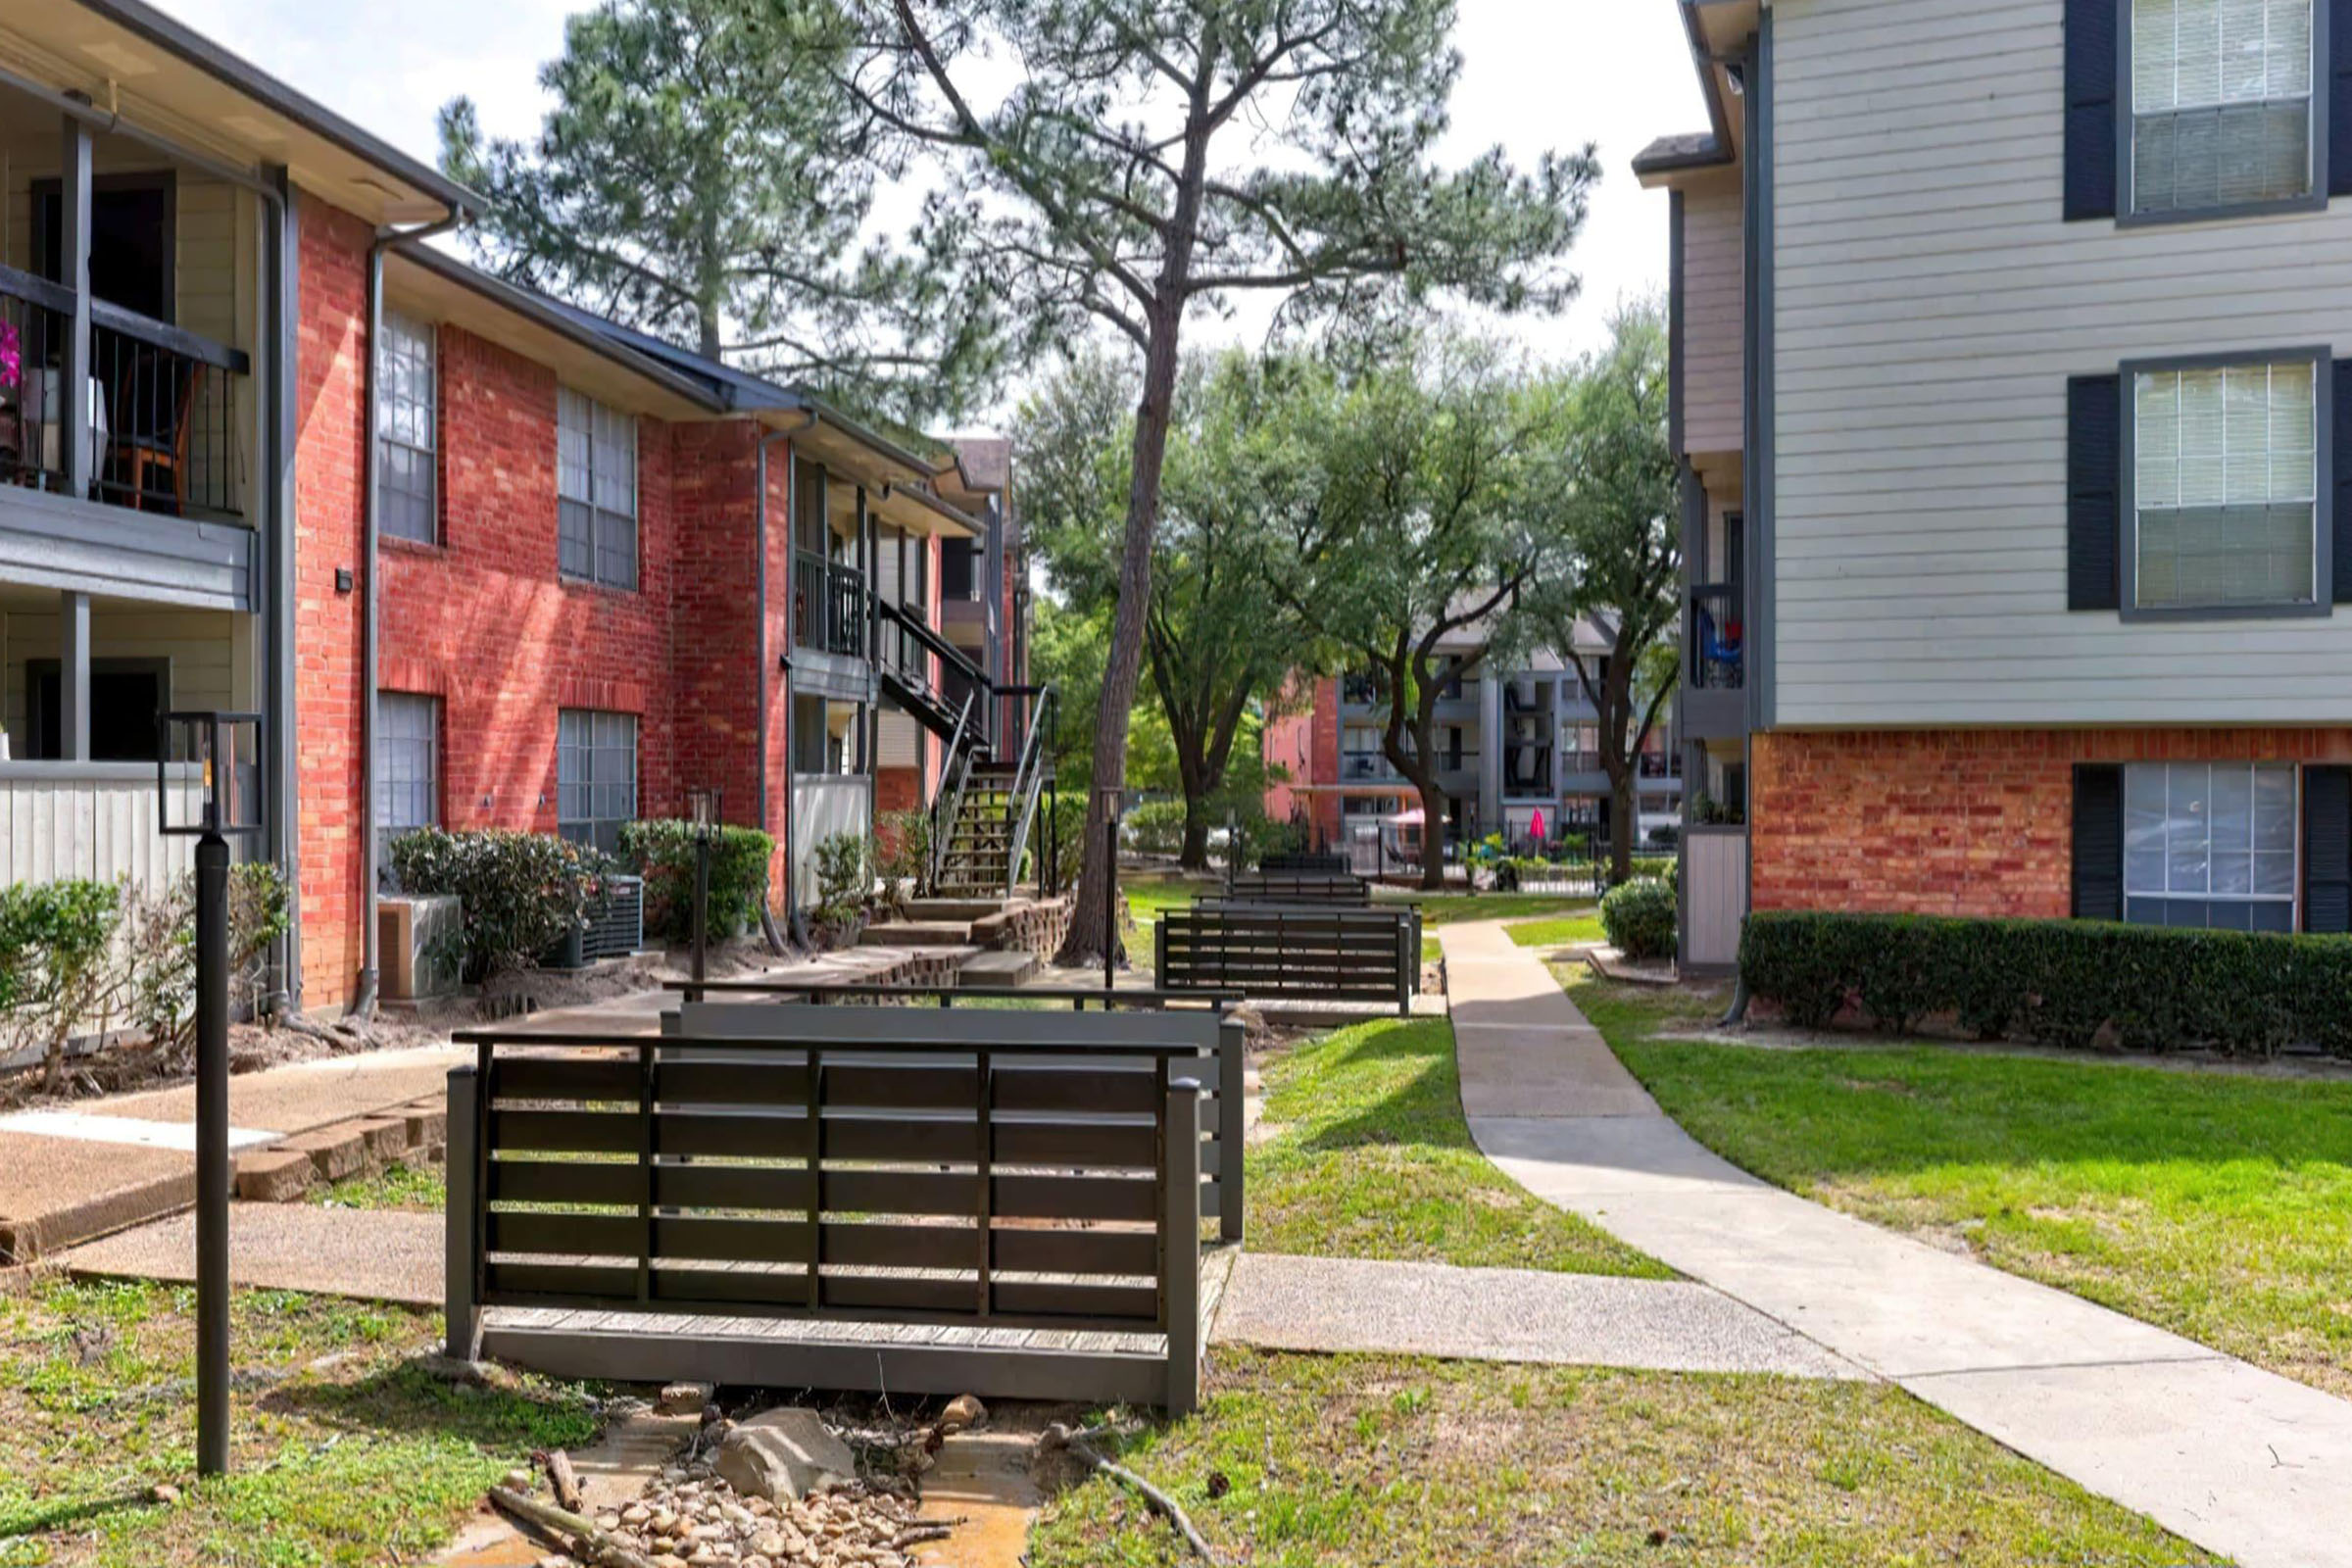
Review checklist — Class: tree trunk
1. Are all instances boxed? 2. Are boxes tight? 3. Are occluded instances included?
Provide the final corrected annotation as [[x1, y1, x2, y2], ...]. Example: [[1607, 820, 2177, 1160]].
[[1179, 801, 1210, 871], [1608, 762, 1637, 884], [1056, 308, 1186, 965]]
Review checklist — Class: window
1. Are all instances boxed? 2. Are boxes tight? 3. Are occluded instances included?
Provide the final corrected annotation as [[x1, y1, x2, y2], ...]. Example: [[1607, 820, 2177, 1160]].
[[2131, 0, 2316, 216], [2130, 356, 2322, 611], [2125, 761, 2298, 929], [558, 388, 637, 590], [941, 537, 980, 602], [377, 312, 436, 544], [376, 693, 438, 870], [558, 709, 638, 855]]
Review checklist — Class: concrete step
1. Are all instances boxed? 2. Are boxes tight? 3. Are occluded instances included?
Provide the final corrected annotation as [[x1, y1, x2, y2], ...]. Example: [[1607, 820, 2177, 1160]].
[[858, 920, 979, 948], [959, 950, 1041, 987], [907, 898, 1019, 921]]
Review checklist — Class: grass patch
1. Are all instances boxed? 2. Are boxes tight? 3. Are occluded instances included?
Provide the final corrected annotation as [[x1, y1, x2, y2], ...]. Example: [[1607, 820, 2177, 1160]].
[[308, 1161, 445, 1213], [1383, 892, 1602, 926], [1028, 1350, 2207, 1566], [1247, 1018, 1666, 1277], [0, 1277, 601, 1567], [1504, 911, 1604, 949], [1575, 974, 2352, 1399]]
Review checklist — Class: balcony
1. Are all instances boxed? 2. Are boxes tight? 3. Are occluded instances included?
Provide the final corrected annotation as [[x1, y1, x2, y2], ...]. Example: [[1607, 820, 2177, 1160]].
[[1684, 581, 1746, 740], [795, 550, 867, 659], [0, 266, 250, 522], [1341, 750, 1398, 783]]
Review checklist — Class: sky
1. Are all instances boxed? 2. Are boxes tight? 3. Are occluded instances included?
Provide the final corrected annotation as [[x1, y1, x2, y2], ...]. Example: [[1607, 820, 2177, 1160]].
[[151, 0, 1704, 406]]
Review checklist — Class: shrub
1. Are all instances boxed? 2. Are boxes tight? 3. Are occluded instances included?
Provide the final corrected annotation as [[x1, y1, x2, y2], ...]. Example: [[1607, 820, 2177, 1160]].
[[1600, 878, 1677, 962], [389, 828, 611, 982], [1740, 909, 2352, 1058], [1122, 799, 1187, 858], [870, 810, 933, 911], [811, 832, 870, 922], [620, 819, 775, 942], [0, 879, 122, 1088], [119, 863, 289, 1050]]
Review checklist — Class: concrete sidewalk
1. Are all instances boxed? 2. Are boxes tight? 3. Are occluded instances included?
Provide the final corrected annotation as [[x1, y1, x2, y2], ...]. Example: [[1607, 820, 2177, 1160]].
[[1211, 1251, 1859, 1378], [0, 1046, 463, 1262], [1441, 919, 2352, 1568]]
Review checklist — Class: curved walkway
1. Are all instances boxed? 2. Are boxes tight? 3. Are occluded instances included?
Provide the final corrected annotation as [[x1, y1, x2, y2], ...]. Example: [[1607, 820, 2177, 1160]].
[[1441, 919, 2352, 1568]]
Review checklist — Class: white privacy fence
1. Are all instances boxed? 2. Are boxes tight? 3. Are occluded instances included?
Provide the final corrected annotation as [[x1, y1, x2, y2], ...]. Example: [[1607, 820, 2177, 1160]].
[[0, 762, 199, 894], [792, 774, 871, 907]]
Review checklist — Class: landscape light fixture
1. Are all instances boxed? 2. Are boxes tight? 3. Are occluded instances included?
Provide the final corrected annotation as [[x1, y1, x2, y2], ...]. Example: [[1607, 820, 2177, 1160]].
[[157, 710, 265, 1479]]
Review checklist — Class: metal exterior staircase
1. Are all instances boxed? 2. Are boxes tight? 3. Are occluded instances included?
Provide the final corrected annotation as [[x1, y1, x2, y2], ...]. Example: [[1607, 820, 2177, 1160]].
[[934, 760, 1019, 898]]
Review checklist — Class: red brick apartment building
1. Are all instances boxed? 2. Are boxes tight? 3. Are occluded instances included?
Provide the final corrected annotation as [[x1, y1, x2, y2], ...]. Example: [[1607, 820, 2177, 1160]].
[[0, 0, 1026, 1010]]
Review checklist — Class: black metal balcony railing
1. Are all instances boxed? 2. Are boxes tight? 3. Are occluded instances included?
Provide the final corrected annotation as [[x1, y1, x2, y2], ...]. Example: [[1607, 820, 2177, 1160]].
[[796, 550, 867, 658], [1690, 582, 1744, 691], [1341, 751, 1396, 782], [0, 263, 250, 520], [1640, 753, 1684, 780]]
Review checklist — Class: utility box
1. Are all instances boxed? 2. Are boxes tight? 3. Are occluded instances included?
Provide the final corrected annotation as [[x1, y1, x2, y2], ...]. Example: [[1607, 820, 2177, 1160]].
[[380, 895, 462, 1001]]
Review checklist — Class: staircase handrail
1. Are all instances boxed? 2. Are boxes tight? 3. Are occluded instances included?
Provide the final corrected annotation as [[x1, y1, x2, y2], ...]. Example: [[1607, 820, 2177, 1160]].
[[876, 595, 988, 700], [927, 688, 981, 894], [1001, 685, 1057, 898]]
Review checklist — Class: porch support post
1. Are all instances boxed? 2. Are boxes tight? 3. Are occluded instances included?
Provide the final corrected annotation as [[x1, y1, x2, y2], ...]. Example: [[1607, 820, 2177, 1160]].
[[262, 168, 301, 1010], [60, 108, 93, 501], [59, 590, 89, 761]]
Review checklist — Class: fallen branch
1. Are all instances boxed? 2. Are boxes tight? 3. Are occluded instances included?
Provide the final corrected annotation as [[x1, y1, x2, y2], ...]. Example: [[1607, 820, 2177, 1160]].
[[487, 1486, 662, 1568], [1042, 1424, 1219, 1565], [891, 1523, 954, 1549], [537, 1447, 583, 1513]]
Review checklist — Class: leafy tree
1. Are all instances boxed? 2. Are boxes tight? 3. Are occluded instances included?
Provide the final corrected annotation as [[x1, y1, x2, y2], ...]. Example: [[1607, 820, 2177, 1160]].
[[1271, 341, 1549, 890], [1020, 349, 1319, 870], [438, 0, 998, 419], [842, 0, 1597, 958], [1523, 304, 1681, 882]]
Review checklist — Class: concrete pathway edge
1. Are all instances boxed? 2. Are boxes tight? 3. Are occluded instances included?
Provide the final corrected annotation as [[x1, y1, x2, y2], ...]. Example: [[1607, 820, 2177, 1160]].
[[1439, 919, 2352, 1568]]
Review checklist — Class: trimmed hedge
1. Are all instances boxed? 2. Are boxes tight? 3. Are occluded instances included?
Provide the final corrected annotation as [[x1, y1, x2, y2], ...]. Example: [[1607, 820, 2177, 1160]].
[[389, 828, 612, 982], [1600, 878, 1677, 962], [1740, 909, 2352, 1058]]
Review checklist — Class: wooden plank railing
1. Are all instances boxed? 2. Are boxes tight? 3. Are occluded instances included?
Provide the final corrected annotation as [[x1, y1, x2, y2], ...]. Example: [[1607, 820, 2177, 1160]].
[[1157, 904, 1421, 1015], [446, 1004, 1226, 1412], [1222, 870, 1373, 906]]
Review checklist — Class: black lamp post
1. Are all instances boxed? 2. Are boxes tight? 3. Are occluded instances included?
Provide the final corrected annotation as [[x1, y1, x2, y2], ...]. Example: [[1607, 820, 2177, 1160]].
[[158, 710, 263, 1478], [687, 786, 721, 997], [1097, 784, 1125, 993]]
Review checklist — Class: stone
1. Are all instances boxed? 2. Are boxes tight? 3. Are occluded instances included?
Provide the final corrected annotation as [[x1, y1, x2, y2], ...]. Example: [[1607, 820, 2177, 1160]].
[[537, 1556, 574, 1568], [654, 1557, 688, 1568], [750, 1531, 786, 1557], [150, 1483, 181, 1505], [622, 1503, 654, 1525], [232, 1149, 316, 1202], [505, 1468, 536, 1492], [714, 1408, 856, 1504], [658, 1381, 714, 1415], [936, 1394, 986, 1434]]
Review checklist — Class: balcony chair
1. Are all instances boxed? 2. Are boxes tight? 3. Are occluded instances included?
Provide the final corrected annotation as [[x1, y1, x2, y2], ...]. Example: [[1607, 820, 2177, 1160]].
[[106, 349, 200, 514]]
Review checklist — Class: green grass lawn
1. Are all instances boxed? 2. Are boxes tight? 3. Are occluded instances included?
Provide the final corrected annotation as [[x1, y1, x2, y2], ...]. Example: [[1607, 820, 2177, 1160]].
[[1575, 974, 2352, 1399], [1383, 892, 1601, 927], [1247, 1017, 1666, 1276], [1504, 911, 1605, 948], [309, 1161, 445, 1212], [0, 1278, 600, 1568], [1028, 1350, 2207, 1567]]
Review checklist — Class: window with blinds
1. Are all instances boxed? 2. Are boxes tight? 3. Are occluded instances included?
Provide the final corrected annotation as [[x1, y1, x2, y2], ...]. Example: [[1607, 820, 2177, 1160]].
[[2131, 0, 2316, 215], [558, 387, 639, 590], [375, 692, 439, 874], [2132, 358, 2318, 609], [2124, 761, 2298, 930]]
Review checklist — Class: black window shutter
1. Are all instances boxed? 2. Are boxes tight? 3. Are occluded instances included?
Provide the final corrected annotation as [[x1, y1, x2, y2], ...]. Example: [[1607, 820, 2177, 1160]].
[[2068, 374, 2122, 612], [2332, 0, 2352, 196], [2072, 764, 2124, 922], [2307, 767, 2352, 934], [2065, 0, 2119, 220], [2335, 362, 2352, 603]]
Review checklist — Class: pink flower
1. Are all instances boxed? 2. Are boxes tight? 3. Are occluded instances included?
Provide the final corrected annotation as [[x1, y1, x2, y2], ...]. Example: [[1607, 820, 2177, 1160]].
[[0, 321, 17, 396]]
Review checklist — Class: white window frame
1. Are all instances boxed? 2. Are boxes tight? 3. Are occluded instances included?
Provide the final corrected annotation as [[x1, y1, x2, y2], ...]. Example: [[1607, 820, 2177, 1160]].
[[558, 388, 639, 591], [2119, 347, 2332, 620], [2123, 0, 2328, 222], [376, 311, 437, 545], [557, 708, 639, 856], [2123, 760, 2301, 930]]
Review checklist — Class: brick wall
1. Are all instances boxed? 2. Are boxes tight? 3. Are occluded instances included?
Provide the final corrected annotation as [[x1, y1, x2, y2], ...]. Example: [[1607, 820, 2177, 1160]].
[[378, 322, 687, 862], [1751, 728, 2352, 919], [292, 196, 369, 1006]]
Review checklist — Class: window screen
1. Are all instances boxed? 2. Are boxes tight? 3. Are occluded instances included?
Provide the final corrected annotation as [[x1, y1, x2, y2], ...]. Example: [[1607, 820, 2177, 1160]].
[[558, 388, 638, 590], [2132, 359, 2317, 609], [2132, 0, 2315, 214], [558, 708, 638, 856], [376, 692, 438, 869]]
